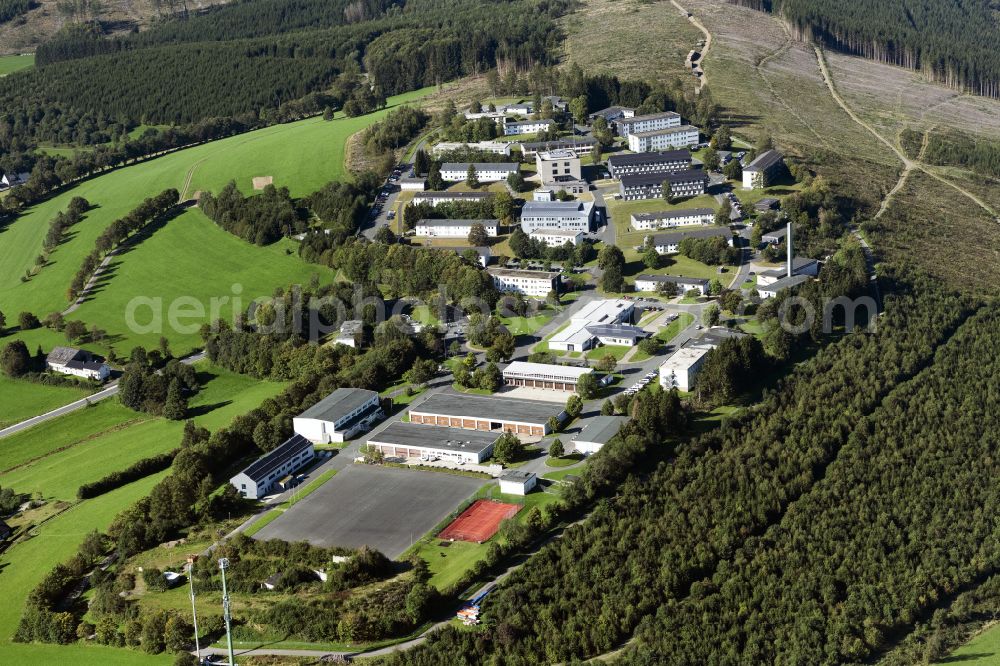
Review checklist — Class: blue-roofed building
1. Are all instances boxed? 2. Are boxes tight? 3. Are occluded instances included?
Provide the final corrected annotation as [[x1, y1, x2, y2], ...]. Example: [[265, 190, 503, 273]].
[[230, 434, 315, 499]]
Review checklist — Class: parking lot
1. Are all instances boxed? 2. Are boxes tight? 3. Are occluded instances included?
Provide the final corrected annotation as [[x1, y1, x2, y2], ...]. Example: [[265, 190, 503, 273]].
[[253, 464, 486, 558]]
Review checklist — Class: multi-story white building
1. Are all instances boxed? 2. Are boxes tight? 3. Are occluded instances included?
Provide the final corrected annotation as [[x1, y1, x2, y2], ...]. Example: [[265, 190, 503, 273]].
[[432, 141, 512, 156], [414, 219, 500, 238], [519, 136, 597, 158], [619, 170, 708, 201], [634, 274, 710, 295], [410, 192, 493, 207], [628, 125, 701, 152], [649, 227, 733, 254], [464, 111, 507, 122], [630, 208, 715, 230], [502, 361, 594, 392], [230, 434, 315, 499], [293, 388, 383, 444], [487, 268, 561, 297], [607, 149, 692, 179], [588, 106, 635, 123], [503, 119, 556, 136], [439, 162, 519, 182], [528, 228, 584, 247], [659, 344, 716, 391], [613, 111, 682, 137], [742, 149, 784, 189], [519, 200, 595, 233], [536, 149, 582, 182], [501, 102, 533, 115]]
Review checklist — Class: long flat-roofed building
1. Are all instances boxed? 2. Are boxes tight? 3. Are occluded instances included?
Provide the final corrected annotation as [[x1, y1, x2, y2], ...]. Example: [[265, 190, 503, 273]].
[[628, 125, 701, 153], [756, 257, 821, 286], [487, 267, 560, 297], [293, 388, 383, 443], [502, 361, 594, 392], [756, 274, 810, 299], [504, 119, 556, 136], [230, 434, 315, 499], [607, 149, 692, 179], [410, 192, 493, 207], [366, 422, 499, 464], [414, 219, 500, 238], [548, 299, 646, 352], [432, 141, 512, 156], [620, 170, 708, 201], [528, 228, 584, 247], [409, 393, 567, 437], [440, 163, 519, 182], [588, 106, 635, 123], [519, 136, 597, 158], [519, 200, 595, 233], [650, 227, 733, 254], [631, 208, 715, 230], [572, 415, 628, 454], [613, 111, 682, 137]]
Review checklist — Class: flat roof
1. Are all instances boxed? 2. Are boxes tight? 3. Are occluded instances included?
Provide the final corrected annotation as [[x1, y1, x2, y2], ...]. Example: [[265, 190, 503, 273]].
[[759, 257, 819, 277], [633, 207, 714, 221], [487, 267, 560, 280], [652, 227, 731, 244], [416, 218, 499, 227], [620, 169, 707, 186], [761, 227, 788, 239], [506, 119, 555, 127], [635, 274, 709, 286], [500, 469, 537, 482], [521, 200, 594, 215], [503, 361, 592, 380], [574, 298, 633, 324], [410, 393, 564, 425], [661, 344, 716, 371], [575, 415, 627, 445], [521, 137, 597, 150], [538, 149, 578, 160], [368, 421, 499, 454], [298, 388, 379, 422], [586, 323, 647, 340], [607, 149, 691, 166], [413, 191, 492, 199], [238, 434, 313, 483], [631, 125, 700, 138], [615, 111, 681, 124], [746, 149, 783, 171], [528, 228, 582, 237]]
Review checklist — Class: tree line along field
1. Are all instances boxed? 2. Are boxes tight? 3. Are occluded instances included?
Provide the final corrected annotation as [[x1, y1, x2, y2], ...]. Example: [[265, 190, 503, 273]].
[[0, 362, 287, 664], [0, 91, 425, 342]]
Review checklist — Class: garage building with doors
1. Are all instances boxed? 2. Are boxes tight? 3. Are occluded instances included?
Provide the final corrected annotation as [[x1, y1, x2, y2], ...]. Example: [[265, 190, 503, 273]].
[[408, 393, 567, 436], [366, 422, 499, 464], [502, 361, 593, 392]]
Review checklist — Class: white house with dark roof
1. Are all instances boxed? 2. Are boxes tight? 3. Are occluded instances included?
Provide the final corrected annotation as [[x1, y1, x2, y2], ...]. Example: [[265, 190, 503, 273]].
[[46, 347, 111, 381], [499, 470, 537, 495], [756, 274, 810, 299], [503, 119, 556, 136], [649, 227, 733, 254], [292, 388, 383, 443], [414, 219, 499, 238], [572, 415, 628, 454], [0, 172, 30, 190], [761, 226, 788, 245], [230, 434, 315, 499], [607, 150, 692, 179], [439, 163, 519, 183], [619, 170, 708, 201], [631, 208, 715, 230], [613, 111, 681, 137], [756, 257, 820, 286], [588, 106, 635, 123], [634, 274, 710, 295], [743, 149, 784, 189], [628, 125, 701, 152], [487, 268, 560, 297], [520, 200, 595, 233]]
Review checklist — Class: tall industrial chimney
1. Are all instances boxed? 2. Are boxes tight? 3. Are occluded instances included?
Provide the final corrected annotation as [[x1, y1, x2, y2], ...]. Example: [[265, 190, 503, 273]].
[[786, 222, 793, 278]]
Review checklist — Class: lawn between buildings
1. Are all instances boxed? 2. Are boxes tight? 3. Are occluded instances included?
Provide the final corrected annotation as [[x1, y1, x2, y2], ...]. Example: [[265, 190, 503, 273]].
[[0, 87, 431, 319]]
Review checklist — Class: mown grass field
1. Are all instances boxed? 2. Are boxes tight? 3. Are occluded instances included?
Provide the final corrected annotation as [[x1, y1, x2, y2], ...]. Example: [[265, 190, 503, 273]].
[[69, 207, 326, 354], [0, 374, 91, 430], [0, 87, 431, 320], [0, 362, 286, 500], [0, 53, 33, 75], [943, 623, 1000, 664]]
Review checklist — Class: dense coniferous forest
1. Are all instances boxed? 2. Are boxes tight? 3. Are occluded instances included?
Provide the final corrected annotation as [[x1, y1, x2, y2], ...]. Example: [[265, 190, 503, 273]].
[[730, 0, 1000, 97], [382, 271, 985, 664], [0, 0, 31, 23], [901, 127, 1000, 179]]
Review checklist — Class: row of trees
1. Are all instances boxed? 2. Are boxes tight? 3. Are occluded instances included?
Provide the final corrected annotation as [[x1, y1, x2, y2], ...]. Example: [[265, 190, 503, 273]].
[[68, 189, 178, 300], [117, 347, 198, 419]]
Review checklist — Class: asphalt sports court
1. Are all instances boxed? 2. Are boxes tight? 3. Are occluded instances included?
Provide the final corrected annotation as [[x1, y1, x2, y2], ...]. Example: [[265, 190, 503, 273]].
[[439, 499, 521, 543], [254, 464, 486, 558]]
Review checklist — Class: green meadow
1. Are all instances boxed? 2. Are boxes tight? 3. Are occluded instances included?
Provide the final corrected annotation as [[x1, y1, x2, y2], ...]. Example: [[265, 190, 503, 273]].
[[0, 375, 91, 430], [0, 87, 431, 320], [0, 362, 286, 500], [0, 54, 34, 76], [70, 207, 326, 354]]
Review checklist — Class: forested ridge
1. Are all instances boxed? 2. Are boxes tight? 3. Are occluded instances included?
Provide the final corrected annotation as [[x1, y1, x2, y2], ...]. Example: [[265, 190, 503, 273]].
[[381, 271, 989, 664], [729, 0, 1000, 97]]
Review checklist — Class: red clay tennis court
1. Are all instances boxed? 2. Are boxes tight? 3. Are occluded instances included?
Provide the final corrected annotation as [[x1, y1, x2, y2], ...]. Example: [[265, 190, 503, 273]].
[[438, 500, 521, 543]]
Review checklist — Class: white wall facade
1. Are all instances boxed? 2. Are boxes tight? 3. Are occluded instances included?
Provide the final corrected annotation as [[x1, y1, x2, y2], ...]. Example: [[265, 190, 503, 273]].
[[628, 126, 701, 152]]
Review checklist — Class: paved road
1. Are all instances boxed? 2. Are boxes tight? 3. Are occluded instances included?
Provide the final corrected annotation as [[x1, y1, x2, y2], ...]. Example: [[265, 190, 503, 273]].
[[0, 350, 207, 439]]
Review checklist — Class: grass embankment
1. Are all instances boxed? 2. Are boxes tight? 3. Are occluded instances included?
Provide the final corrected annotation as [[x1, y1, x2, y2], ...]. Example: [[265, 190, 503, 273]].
[[657, 313, 695, 344], [0, 87, 430, 321]]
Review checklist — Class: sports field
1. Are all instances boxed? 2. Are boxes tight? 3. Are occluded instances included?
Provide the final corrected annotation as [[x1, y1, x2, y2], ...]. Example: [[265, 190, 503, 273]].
[[255, 464, 486, 558], [0, 87, 431, 319], [439, 499, 520, 542]]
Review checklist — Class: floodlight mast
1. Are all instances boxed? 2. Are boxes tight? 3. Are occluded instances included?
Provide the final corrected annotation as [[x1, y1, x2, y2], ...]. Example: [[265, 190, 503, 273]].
[[219, 557, 236, 666], [187, 555, 200, 661]]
